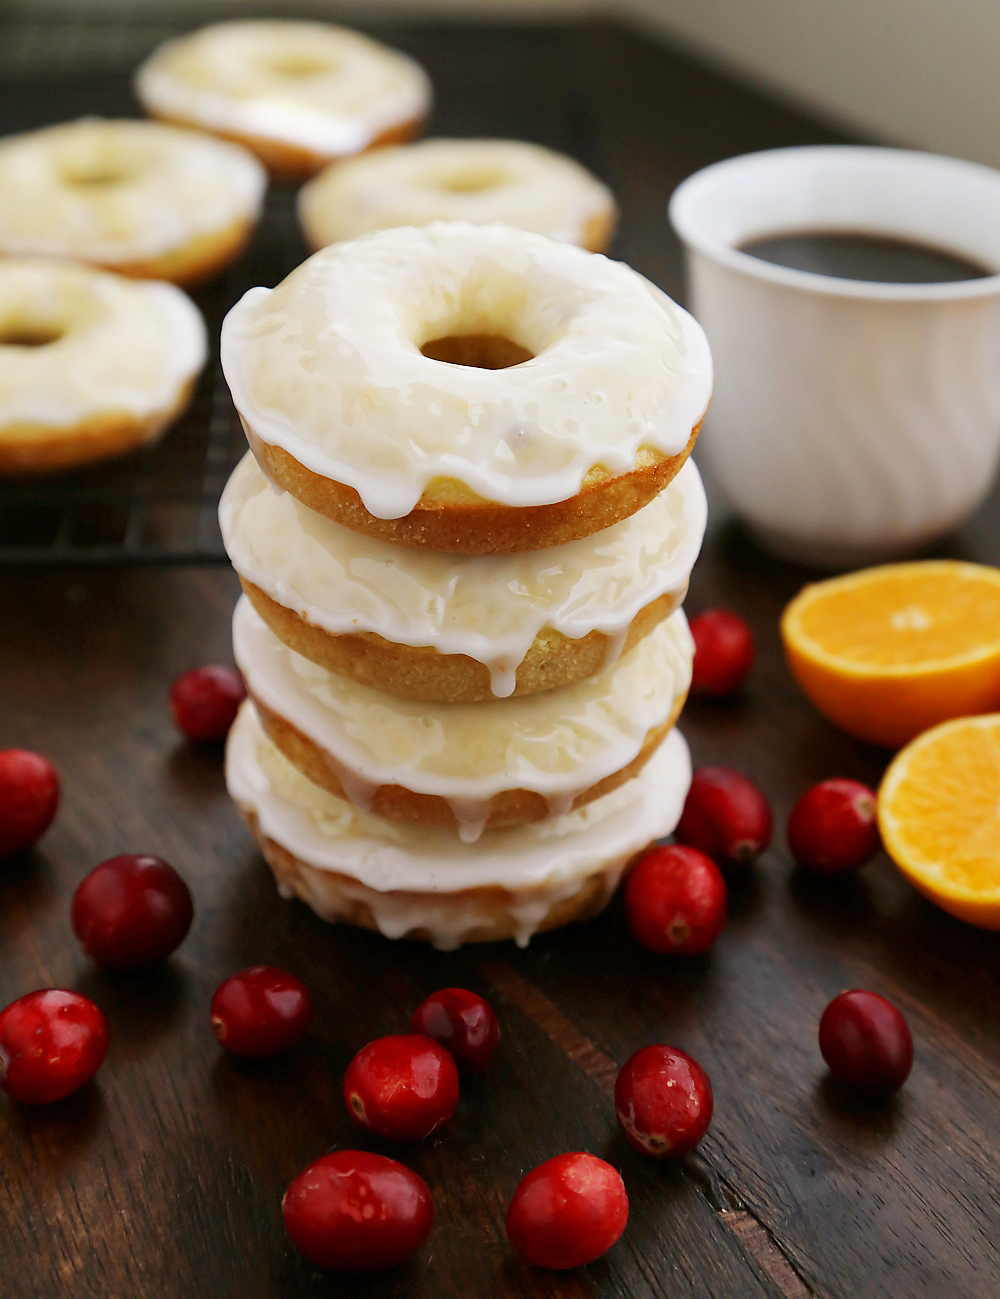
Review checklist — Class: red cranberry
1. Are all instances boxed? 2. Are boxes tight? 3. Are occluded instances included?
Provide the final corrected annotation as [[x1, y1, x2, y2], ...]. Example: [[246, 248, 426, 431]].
[[625, 845, 726, 955], [410, 988, 499, 1072], [169, 665, 246, 742], [344, 1035, 459, 1141], [788, 779, 880, 875], [71, 854, 193, 968], [211, 966, 312, 1058], [675, 766, 772, 865], [615, 1044, 713, 1157], [0, 749, 59, 858], [690, 610, 755, 696], [819, 990, 913, 1093], [506, 1152, 628, 1269], [283, 1150, 433, 1271], [0, 989, 108, 1104]]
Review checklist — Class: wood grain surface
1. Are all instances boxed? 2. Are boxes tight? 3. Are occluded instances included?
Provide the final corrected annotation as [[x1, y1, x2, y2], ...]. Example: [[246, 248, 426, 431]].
[[2, 15, 1000, 1299]]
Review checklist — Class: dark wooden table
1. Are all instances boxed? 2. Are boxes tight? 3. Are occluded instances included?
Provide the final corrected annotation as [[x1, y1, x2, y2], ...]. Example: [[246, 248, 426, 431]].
[[3, 16, 1000, 1299]]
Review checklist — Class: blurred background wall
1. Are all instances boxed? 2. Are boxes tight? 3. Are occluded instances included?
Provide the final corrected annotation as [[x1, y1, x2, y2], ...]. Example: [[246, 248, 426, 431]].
[[18, 0, 1000, 168]]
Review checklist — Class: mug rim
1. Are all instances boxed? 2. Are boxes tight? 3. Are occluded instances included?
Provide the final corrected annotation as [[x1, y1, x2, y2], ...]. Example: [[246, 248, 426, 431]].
[[668, 144, 1000, 302]]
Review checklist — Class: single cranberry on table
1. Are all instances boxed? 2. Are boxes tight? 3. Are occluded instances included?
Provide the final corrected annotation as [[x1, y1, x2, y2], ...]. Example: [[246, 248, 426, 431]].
[[344, 1034, 459, 1141], [283, 1150, 433, 1271], [0, 749, 59, 859], [625, 844, 727, 955], [506, 1152, 628, 1270], [410, 988, 499, 1072], [675, 766, 773, 866], [169, 665, 246, 742], [615, 1044, 713, 1157], [819, 990, 913, 1093], [788, 779, 880, 875], [211, 966, 312, 1058], [71, 854, 193, 968], [0, 989, 108, 1104], [690, 610, 755, 696]]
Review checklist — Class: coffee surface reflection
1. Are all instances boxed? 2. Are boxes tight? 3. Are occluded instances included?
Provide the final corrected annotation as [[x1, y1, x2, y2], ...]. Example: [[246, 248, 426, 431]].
[[739, 231, 992, 284]]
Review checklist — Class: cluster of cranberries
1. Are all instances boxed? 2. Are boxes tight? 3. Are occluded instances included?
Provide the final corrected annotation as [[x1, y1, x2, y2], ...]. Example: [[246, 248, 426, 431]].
[[0, 644, 914, 1272], [631, 608, 882, 963], [280, 985, 714, 1273], [0, 849, 195, 1103], [0, 665, 247, 1105]]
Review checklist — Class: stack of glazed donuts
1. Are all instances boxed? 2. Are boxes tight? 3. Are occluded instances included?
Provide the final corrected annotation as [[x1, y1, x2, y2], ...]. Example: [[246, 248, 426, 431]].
[[219, 221, 713, 949]]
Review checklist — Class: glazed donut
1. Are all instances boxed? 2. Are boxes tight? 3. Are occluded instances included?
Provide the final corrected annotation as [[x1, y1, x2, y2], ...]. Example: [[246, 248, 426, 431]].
[[232, 595, 692, 841], [227, 699, 692, 949], [0, 119, 266, 285], [135, 21, 431, 180], [0, 259, 206, 474], [219, 451, 707, 701], [298, 139, 617, 252], [221, 222, 712, 554]]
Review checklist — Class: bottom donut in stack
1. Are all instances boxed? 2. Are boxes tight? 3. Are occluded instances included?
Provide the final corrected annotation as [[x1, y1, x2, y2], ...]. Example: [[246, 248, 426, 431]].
[[227, 699, 692, 950]]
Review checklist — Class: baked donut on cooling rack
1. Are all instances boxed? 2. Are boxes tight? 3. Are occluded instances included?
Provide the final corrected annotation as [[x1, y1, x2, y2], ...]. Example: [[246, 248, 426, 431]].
[[231, 593, 692, 839], [298, 138, 617, 251], [135, 21, 431, 180], [0, 118, 266, 285], [0, 259, 206, 474], [226, 699, 693, 949], [220, 450, 707, 702], [221, 222, 712, 555]]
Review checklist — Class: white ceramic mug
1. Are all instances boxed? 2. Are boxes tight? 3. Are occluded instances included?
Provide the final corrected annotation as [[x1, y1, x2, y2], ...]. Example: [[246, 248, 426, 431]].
[[669, 146, 1000, 566]]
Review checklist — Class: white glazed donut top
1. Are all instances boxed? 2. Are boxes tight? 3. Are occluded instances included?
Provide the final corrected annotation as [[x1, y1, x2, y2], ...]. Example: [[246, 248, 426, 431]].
[[233, 595, 692, 842], [135, 21, 431, 157], [220, 452, 706, 697], [298, 139, 615, 248], [0, 259, 206, 428], [227, 698, 692, 895], [0, 118, 266, 267], [221, 223, 713, 516]]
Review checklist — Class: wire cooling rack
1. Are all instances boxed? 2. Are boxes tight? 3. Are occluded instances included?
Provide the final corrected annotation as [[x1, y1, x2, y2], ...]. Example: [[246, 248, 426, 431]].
[[0, 15, 606, 565]]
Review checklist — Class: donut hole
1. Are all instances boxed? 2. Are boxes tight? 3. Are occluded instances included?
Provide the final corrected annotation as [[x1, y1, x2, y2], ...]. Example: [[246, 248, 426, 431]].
[[60, 158, 133, 188], [267, 53, 337, 79], [431, 167, 510, 195], [0, 323, 65, 348], [420, 334, 534, 369]]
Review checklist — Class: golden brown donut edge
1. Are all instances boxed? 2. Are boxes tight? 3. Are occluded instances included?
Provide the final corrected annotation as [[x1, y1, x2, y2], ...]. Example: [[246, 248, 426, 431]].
[[241, 579, 684, 703], [248, 419, 702, 555]]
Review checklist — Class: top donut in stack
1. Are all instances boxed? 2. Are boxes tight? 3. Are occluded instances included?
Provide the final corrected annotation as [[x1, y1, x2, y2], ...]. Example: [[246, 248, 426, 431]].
[[221, 222, 711, 554], [219, 222, 711, 947]]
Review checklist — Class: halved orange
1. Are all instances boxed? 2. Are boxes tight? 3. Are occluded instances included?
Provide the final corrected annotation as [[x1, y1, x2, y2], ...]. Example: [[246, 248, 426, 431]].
[[879, 714, 1000, 928], [781, 560, 1000, 748]]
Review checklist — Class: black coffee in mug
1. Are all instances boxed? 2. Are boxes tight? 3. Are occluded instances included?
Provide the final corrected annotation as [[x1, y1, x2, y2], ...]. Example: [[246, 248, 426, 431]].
[[738, 231, 993, 284]]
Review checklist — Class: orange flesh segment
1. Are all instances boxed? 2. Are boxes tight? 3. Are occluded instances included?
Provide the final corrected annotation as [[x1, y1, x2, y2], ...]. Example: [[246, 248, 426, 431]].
[[879, 715, 1000, 901], [795, 567, 1000, 669]]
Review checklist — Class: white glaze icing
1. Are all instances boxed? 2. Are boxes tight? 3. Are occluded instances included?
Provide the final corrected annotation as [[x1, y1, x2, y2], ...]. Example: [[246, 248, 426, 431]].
[[0, 118, 266, 268], [227, 696, 696, 950], [0, 259, 206, 428], [298, 138, 615, 249], [219, 452, 707, 696], [232, 595, 692, 838], [284, 862, 622, 949], [135, 21, 431, 157], [220, 222, 713, 517]]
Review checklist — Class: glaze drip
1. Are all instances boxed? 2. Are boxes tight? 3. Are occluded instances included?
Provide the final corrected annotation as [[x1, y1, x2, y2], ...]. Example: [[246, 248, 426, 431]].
[[220, 451, 706, 695], [232, 595, 693, 820]]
